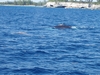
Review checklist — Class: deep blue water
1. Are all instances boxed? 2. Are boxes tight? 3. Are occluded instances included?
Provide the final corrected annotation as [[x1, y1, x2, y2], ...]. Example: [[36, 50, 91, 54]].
[[0, 6, 100, 75]]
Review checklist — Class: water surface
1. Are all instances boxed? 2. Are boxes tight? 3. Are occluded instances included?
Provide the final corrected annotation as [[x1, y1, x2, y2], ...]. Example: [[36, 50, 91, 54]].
[[0, 6, 100, 75]]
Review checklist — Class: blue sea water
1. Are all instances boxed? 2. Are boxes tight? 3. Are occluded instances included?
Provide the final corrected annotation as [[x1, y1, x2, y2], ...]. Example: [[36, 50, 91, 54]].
[[0, 6, 100, 75]]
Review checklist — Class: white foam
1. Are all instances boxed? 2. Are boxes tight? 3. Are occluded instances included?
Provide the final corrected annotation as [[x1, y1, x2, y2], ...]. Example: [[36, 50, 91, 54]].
[[72, 26, 77, 29]]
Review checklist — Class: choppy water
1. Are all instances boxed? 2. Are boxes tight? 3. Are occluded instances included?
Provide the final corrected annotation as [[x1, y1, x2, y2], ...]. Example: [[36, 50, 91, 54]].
[[0, 6, 100, 75]]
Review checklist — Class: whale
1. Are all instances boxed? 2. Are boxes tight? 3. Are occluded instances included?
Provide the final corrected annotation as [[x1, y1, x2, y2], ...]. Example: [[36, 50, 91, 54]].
[[53, 24, 72, 29]]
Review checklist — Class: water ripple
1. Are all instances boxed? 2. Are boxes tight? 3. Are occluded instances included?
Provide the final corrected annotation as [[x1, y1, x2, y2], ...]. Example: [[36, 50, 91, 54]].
[[0, 6, 100, 75]]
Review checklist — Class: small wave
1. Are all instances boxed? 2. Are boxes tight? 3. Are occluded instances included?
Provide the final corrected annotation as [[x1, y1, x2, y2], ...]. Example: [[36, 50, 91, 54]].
[[95, 63, 100, 66], [2, 32, 12, 37], [0, 68, 10, 72], [57, 71, 88, 75], [12, 67, 54, 74], [33, 51, 50, 57], [87, 63, 100, 69], [52, 55, 69, 61], [34, 51, 49, 55], [12, 50, 50, 58], [0, 67, 55, 75]]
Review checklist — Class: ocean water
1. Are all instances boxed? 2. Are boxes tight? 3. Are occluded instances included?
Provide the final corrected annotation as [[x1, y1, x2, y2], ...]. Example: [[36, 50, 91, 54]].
[[0, 6, 100, 75]]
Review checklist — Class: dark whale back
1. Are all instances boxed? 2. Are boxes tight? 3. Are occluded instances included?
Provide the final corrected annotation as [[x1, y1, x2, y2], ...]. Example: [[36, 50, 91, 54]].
[[54, 24, 72, 29]]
